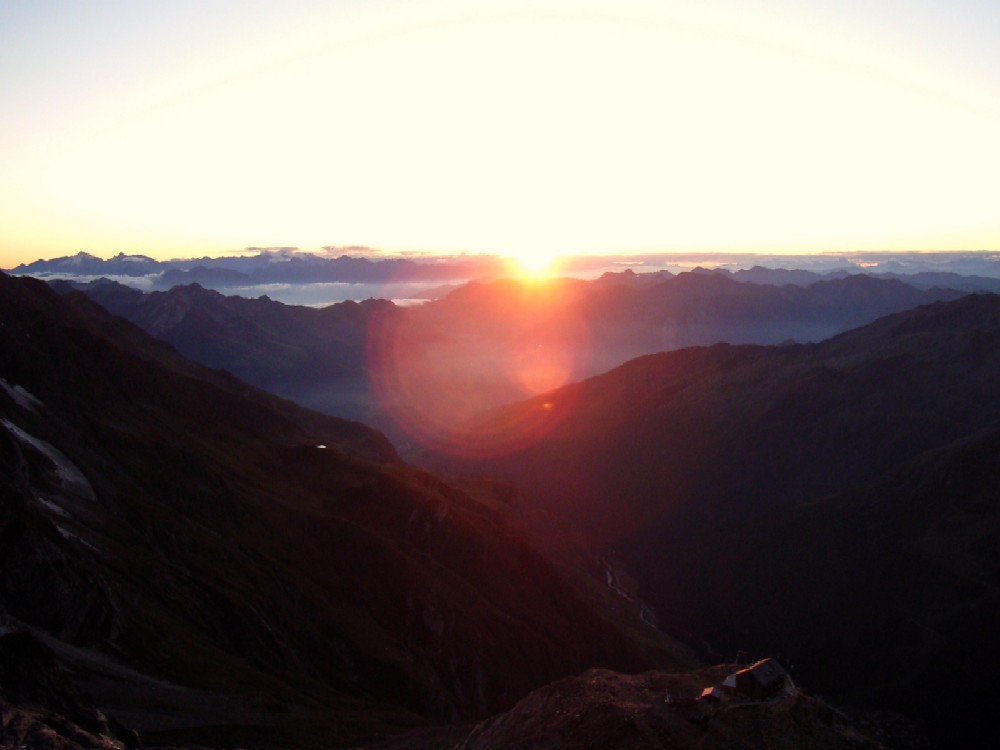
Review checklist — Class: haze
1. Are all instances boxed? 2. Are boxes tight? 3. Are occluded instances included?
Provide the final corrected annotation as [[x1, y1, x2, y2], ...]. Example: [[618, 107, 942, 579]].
[[3, 0, 1000, 269]]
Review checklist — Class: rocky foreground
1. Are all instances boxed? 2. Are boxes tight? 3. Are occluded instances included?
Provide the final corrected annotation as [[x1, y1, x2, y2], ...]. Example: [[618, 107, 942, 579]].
[[0, 630, 889, 750], [355, 666, 888, 750]]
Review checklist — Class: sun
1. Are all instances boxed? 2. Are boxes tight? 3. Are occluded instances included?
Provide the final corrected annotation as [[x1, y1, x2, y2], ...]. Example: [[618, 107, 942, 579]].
[[509, 251, 559, 279]]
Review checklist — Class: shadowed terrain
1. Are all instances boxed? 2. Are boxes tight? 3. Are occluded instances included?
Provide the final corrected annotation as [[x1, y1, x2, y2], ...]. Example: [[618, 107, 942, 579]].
[[3, 270, 956, 748], [1, 272, 692, 748], [420, 293, 1000, 748]]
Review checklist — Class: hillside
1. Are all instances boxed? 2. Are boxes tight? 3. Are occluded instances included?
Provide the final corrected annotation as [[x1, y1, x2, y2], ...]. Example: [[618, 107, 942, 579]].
[[50, 279, 397, 425], [1, 272, 692, 748], [419, 293, 1000, 748]]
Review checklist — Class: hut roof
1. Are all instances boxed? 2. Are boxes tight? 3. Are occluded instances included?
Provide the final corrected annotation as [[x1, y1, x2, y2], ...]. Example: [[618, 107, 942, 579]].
[[740, 658, 787, 687], [699, 686, 723, 701]]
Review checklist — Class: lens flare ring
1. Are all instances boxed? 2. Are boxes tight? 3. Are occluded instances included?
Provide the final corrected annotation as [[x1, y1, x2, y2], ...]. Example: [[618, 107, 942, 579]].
[[366, 281, 588, 457]]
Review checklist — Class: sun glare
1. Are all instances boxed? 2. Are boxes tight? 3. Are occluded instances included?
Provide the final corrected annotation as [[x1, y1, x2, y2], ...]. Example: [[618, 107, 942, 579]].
[[2, 0, 1000, 265], [511, 252, 558, 279]]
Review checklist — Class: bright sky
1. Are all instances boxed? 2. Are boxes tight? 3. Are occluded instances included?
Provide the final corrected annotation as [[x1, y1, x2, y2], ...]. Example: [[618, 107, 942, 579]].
[[2, 0, 1000, 269]]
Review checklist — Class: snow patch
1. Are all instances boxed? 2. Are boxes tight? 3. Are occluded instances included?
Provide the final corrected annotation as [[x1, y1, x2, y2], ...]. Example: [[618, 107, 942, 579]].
[[54, 524, 101, 553], [0, 379, 43, 411], [604, 558, 631, 599], [639, 607, 659, 628], [36, 497, 71, 517], [2, 419, 96, 501]]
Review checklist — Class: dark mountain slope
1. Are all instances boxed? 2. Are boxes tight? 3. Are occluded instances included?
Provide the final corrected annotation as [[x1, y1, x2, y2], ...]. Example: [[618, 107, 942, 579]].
[[20, 278, 396, 464], [713, 425, 1000, 748], [1, 273, 690, 748], [51, 279, 397, 424], [428, 293, 1000, 534], [420, 293, 1000, 748]]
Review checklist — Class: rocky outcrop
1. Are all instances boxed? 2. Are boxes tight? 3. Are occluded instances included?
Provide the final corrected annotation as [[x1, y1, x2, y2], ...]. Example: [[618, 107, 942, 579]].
[[455, 667, 885, 750], [0, 630, 139, 750]]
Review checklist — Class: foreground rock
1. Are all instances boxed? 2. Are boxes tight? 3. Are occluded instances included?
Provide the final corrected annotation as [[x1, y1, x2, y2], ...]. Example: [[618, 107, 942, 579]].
[[454, 666, 885, 750], [0, 630, 137, 750]]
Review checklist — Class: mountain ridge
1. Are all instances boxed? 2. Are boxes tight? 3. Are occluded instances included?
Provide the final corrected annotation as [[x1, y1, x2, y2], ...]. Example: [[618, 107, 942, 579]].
[[54, 271, 966, 446]]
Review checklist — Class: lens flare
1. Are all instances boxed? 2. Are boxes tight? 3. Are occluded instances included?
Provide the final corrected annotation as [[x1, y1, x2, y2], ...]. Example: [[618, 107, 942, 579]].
[[366, 279, 589, 457], [507, 330, 575, 396]]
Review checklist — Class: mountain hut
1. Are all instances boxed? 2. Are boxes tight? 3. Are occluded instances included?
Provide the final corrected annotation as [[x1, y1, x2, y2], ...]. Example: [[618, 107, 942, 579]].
[[733, 658, 790, 700]]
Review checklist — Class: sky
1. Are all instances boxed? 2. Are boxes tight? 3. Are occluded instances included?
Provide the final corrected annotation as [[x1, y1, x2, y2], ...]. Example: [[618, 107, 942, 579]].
[[2, 0, 1000, 270]]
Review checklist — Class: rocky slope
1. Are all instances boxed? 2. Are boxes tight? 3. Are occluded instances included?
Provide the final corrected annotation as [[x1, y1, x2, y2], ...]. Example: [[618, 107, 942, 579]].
[[0, 629, 139, 750], [1, 272, 690, 748], [351, 664, 890, 750], [453, 667, 885, 750]]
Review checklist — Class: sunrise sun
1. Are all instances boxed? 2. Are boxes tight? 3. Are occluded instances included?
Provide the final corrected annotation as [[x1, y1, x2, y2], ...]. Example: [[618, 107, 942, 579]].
[[510, 252, 559, 279]]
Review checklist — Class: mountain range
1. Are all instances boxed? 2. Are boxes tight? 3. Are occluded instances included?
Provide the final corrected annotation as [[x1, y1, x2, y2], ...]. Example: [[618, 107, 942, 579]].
[[8, 250, 507, 289], [11, 250, 1000, 294], [53, 271, 964, 449]]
